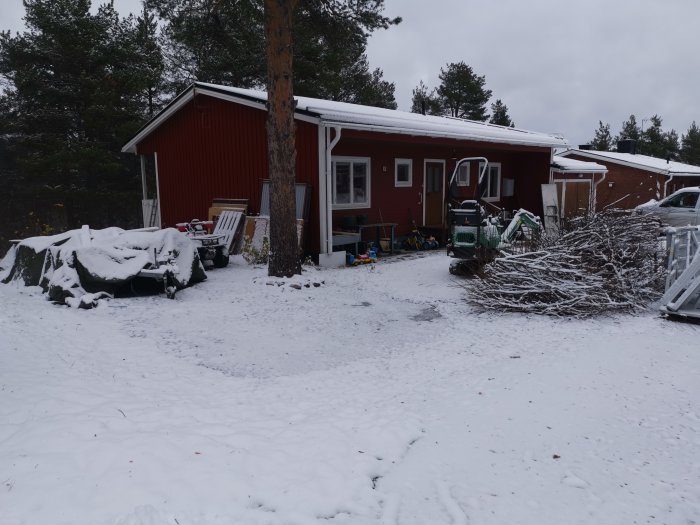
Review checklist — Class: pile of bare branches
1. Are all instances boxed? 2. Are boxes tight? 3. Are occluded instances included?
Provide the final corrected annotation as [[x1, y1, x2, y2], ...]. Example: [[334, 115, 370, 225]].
[[469, 210, 665, 317]]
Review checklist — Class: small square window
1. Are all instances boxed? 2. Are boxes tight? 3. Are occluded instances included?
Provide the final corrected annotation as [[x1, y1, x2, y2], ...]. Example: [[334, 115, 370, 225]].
[[456, 163, 470, 186], [395, 159, 412, 187]]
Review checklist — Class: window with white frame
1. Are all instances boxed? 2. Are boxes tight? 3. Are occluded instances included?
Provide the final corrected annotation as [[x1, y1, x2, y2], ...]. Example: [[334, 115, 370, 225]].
[[332, 156, 370, 208], [395, 158, 412, 187], [456, 163, 470, 186], [478, 162, 501, 201]]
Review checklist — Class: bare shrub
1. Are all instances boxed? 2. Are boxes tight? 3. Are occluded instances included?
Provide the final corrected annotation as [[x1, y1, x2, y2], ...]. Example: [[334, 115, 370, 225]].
[[468, 211, 665, 317]]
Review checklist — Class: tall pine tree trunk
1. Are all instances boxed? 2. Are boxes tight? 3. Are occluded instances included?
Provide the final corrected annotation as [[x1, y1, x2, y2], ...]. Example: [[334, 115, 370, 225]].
[[264, 0, 301, 277]]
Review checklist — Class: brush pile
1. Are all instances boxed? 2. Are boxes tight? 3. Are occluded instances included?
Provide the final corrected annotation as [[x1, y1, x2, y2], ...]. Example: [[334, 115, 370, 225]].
[[470, 211, 665, 317]]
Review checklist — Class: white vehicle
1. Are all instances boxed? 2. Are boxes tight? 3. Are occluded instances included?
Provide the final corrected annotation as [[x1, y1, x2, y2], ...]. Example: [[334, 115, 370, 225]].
[[640, 187, 700, 227]]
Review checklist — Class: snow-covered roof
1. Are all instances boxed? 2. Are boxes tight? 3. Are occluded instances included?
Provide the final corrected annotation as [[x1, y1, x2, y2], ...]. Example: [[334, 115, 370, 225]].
[[122, 82, 568, 153], [551, 155, 607, 173], [560, 149, 700, 177]]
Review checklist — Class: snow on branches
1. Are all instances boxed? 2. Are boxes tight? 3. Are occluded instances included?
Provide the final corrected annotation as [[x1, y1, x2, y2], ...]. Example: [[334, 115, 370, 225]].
[[468, 211, 665, 318]]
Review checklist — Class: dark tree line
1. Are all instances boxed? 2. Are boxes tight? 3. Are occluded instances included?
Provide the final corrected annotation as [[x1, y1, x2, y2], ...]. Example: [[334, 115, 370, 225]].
[[0, 0, 400, 253], [589, 116, 700, 165], [409, 61, 514, 127], [146, 0, 399, 106], [0, 0, 157, 247]]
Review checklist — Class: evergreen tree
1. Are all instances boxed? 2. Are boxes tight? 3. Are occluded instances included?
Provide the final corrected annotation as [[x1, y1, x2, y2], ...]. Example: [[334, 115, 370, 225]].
[[617, 114, 641, 143], [637, 115, 679, 160], [264, 0, 300, 277], [489, 99, 513, 127], [260, 0, 398, 276], [662, 129, 680, 161], [291, 2, 398, 108], [639, 115, 665, 158], [337, 57, 396, 109], [149, 0, 399, 108], [0, 0, 156, 238], [590, 121, 613, 151], [134, 5, 165, 117], [436, 62, 492, 121], [150, 0, 266, 93], [410, 80, 440, 115], [680, 122, 700, 166]]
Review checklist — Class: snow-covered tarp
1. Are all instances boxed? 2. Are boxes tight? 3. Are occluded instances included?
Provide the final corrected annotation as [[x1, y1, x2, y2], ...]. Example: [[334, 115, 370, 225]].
[[0, 227, 206, 308]]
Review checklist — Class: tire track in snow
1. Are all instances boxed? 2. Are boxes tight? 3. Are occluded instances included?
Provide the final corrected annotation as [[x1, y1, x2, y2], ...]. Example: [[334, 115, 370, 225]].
[[437, 481, 468, 525], [380, 493, 401, 525]]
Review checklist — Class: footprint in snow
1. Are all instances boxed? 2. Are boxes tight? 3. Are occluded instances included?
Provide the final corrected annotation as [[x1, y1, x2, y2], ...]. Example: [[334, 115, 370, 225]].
[[562, 473, 589, 489]]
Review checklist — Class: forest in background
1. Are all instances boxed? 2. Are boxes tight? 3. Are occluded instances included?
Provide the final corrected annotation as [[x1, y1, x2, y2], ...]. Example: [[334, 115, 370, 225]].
[[0, 0, 401, 252], [1, 0, 699, 255]]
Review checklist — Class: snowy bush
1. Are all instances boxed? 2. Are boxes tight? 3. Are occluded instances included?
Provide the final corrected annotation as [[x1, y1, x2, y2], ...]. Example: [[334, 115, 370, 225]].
[[468, 210, 665, 317], [242, 235, 270, 265]]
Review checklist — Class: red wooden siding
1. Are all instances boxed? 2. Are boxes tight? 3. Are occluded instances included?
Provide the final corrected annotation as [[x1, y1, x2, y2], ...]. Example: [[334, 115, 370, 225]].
[[137, 94, 320, 253], [133, 93, 554, 254], [565, 154, 670, 210], [332, 131, 552, 238]]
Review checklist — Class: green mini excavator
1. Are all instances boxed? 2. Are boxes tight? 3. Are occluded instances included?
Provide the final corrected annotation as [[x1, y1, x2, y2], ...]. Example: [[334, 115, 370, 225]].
[[446, 157, 541, 275]]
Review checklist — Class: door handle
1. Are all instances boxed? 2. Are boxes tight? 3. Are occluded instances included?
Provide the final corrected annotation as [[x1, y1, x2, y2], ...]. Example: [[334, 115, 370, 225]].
[[418, 192, 423, 205]]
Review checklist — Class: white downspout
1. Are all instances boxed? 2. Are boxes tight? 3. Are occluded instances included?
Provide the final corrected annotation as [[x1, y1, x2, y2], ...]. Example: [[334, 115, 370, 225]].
[[153, 151, 162, 228], [664, 174, 675, 198], [593, 171, 607, 212], [323, 126, 342, 254], [317, 124, 327, 254]]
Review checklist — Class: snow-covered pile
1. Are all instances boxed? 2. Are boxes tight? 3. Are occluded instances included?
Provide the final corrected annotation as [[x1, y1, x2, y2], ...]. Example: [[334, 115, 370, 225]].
[[0, 227, 206, 308], [470, 211, 665, 317]]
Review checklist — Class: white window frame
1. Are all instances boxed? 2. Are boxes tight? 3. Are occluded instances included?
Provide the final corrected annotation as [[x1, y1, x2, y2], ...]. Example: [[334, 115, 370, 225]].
[[456, 163, 470, 187], [394, 158, 412, 187], [478, 162, 501, 202], [332, 156, 371, 209]]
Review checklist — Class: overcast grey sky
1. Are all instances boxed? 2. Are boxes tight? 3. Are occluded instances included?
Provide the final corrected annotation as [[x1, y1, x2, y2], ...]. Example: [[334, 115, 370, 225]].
[[2, 0, 698, 147]]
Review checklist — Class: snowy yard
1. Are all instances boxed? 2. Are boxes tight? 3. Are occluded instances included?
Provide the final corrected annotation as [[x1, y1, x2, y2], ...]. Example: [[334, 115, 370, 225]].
[[1, 252, 699, 525]]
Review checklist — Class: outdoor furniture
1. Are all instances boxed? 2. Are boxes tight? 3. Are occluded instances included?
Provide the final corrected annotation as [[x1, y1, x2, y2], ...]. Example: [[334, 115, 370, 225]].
[[357, 223, 397, 254], [332, 231, 360, 255], [212, 210, 246, 254]]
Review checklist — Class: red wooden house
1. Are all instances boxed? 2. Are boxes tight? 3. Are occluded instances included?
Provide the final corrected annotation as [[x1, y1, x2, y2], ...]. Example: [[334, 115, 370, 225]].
[[558, 143, 700, 211], [549, 156, 608, 217], [122, 83, 567, 257]]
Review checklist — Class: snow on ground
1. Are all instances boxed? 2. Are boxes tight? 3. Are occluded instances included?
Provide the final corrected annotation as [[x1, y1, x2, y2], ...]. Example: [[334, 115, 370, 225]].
[[1, 252, 699, 525]]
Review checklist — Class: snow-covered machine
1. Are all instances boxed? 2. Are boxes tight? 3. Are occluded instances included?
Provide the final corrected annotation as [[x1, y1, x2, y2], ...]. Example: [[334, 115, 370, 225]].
[[176, 219, 229, 268], [446, 157, 542, 275]]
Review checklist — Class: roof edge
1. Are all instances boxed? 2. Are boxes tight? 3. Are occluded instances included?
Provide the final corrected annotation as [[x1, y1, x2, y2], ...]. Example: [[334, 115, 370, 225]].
[[121, 83, 322, 154], [559, 149, 700, 176], [320, 120, 563, 149], [121, 85, 196, 154], [123, 82, 566, 154]]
